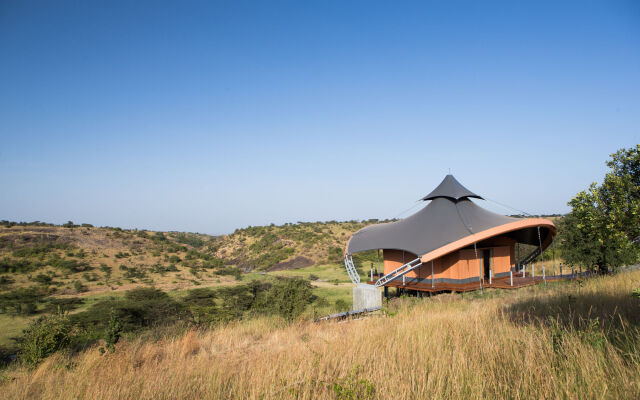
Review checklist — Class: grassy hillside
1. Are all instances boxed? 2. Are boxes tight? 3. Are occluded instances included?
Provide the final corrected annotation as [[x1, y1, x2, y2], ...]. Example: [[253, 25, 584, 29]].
[[2, 268, 639, 399], [0, 219, 381, 292], [0, 220, 381, 350]]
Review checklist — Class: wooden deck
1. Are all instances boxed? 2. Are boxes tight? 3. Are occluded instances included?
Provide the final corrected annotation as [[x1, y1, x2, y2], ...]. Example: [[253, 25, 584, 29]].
[[367, 273, 573, 293]]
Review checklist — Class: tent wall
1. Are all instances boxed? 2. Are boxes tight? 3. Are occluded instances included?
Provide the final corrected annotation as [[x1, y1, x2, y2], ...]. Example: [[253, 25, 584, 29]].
[[382, 235, 516, 285]]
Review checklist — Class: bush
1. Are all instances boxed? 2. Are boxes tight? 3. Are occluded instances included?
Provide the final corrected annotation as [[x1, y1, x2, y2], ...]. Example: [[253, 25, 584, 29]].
[[48, 256, 90, 273], [172, 233, 205, 248], [0, 258, 40, 273], [182, 288, 217, 307], [215, 266, 242, 280], [0, 276, 15, 286], [44, 297, 85, 314], [327, 246, 343, 263], [12, 241, 72, 258], [334, 299, 349, 312], [250, 247, 295, 269], [20, 315, 74, 366], [103, 310, 122, 352], [73, 280, 88, 293], [258, 278, 314, 321], [32, 273, 52, 285], [0, 287, 49, 315], [71, 287, 188, 333], [99, 264, 112, 279], [119, 265, 146, 279], [152, 232, 167, 242]]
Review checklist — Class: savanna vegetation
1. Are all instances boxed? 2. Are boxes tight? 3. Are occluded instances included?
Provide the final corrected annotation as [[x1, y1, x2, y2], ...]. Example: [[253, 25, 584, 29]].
[[0, 219, 375, 359], [1, 268, 640, 399]]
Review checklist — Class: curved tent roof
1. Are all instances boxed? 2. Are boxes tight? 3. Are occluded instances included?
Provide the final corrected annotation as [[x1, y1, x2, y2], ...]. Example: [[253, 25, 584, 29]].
[[420, 174, 483, 201], [346, 175, 556, 258]]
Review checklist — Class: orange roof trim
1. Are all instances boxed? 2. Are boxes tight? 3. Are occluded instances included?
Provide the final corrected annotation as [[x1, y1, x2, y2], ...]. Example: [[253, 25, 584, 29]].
[[418, 218, 556, 264]]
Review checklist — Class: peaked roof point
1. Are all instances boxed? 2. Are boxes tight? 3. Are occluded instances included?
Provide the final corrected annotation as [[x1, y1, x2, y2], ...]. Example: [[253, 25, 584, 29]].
[[420, 174, 483, 201]]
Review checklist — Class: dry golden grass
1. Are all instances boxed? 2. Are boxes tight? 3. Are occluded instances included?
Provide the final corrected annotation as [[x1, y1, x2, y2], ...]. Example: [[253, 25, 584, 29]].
[[3, 270, 640, 399]]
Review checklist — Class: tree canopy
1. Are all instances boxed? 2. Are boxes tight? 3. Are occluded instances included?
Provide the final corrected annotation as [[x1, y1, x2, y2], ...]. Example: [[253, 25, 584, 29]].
[[558, 145, 640, 272]]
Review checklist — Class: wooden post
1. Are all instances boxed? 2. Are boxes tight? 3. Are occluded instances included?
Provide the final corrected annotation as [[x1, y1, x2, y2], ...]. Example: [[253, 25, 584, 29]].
[[489, 249, 493, 285], [402, 274, 405, 286], [522, 265, 525, 278], [510, 270, 513, 286], [543, 266, 546, 284], [431, 260, 434, 288]]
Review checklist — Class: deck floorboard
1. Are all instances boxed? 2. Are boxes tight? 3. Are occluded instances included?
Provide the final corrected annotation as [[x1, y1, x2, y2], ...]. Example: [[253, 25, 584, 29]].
[[367, 274, 573, 292]]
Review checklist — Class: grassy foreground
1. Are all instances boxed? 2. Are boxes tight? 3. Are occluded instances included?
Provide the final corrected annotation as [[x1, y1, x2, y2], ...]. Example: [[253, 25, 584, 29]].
[[2, 270, 640, 399]]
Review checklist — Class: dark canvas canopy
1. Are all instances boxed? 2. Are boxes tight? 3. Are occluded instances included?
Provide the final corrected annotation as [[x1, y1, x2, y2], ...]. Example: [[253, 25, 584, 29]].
[[347, 175, 553, 257], [420, 174, 483, 201]]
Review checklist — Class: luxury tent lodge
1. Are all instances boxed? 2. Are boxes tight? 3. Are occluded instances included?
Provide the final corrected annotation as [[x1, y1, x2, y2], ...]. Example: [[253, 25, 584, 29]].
[[344, 175, 558, 299]]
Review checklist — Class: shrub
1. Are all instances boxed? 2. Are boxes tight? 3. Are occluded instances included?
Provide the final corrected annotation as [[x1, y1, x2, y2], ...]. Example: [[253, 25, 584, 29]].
[[73, 280, 88, 293], [216, 282, 264, 314], [327, 246, 344, 263], [250, 247, 295, 269], [152, 232, 167, 242], [48, 256, 90, 273], [12, 241, 72, 258], [172, 233, 205, 248], [314, 296, 330, 308], [71, 287, 188, 332], [258, 278, 314, 321], [0, 276, 14, 286], [103, 310, 122, 353], [44, 297, 85, 314], [100, 264, 112, 279], [334, 299, 349, 312], [202, 257, 225, 268], [82, 272, 99, 282], [215, 266, 242, 280], [0, 287, 49, 315], [32, 273, 52, 285], [182, 288, 217, 307], [0, 258, 40, 273], [20, 314, 74, 366], [119, 265, 147, 279]]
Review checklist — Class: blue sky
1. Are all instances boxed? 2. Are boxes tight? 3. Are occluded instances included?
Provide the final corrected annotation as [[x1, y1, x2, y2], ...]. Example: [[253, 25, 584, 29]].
[[1, 1, 638, 234]]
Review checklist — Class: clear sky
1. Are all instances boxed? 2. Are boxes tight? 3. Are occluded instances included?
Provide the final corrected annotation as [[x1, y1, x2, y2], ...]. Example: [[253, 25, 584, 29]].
[[1, 1, 638, 235]]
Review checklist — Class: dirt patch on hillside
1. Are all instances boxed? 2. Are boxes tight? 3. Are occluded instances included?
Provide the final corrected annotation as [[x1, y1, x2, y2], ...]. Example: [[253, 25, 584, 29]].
[[267, 256, 314, 271]]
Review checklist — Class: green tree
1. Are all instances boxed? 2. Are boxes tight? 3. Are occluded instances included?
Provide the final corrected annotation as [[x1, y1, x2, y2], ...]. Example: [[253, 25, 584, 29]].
[[20, 315, 74, 366], [559, 145, 640, 272], [261, 278, 314, 321], [104, 309, 122, 352]]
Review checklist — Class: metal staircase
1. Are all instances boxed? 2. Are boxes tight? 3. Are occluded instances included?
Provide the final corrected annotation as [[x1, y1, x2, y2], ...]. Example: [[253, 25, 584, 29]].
[[374, 257, 422, 287], [343, 255, 360, 284], [519, 247, 541, 268]]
